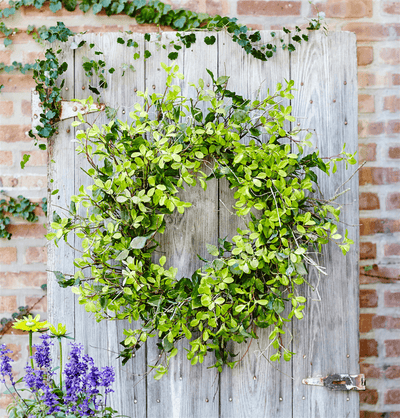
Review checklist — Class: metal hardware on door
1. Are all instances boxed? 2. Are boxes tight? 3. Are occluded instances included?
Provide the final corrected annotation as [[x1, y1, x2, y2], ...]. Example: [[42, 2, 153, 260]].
[[302, 374, 366, 391], [31, 88, 105, 133]]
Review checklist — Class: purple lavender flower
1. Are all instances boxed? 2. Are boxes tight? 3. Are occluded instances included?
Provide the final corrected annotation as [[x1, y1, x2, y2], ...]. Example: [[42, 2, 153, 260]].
[[25, 364, 61, 413], [63, 343, 115, 416], [101, 366, 115, 394], [64, 343, 88, 404], [0, 344, 14, 385], [42, 385, 60, 414], [24, 365, 46, 392], [33, 334, 53, 370]]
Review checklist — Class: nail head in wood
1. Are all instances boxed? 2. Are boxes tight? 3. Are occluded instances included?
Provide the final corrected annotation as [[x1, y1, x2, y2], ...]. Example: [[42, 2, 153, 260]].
[[67, 129, 70, 133], [122, 110, 126, 114], [344, 81, 347, 85], [347, 354, 350, 358], [205, 398, 209, 403], [347, 397, 349, 401], [134, 88, 137, 92], [82, 86, 85, 90], [134, 399, 137, 404], [310, 100, 313, 104], [297, 123, 300, 126], [279, 397, 283, 401], [344, 121, 348, 125], [33, 114, 38, 119], [302, 396, 305, 400], [156, 399, 160, 403], [65, 87, 69, 91], [300, 82, 304, 86], [72, 106, 77, 112], [253, 376, 257, 380], [152, 85, 156, 89], [333, 99, 336, 103], [229, 398, 232, 402]]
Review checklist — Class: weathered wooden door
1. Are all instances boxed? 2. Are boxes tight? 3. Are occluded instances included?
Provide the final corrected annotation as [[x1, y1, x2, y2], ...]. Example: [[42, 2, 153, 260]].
[[45, 30, 359, 417]]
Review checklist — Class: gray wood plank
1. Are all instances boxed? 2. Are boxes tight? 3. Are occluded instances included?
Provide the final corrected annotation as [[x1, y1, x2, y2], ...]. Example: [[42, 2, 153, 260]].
[[145, 32, 220, 418], [47, 39, 76, 368], [289, 31, 359, 418], [218, 30, 294, 418], [72, 33, 147, 418]]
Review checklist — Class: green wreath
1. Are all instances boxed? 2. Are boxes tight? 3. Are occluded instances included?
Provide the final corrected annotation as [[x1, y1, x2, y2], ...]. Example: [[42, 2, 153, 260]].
[[47, 63, 356, 379]]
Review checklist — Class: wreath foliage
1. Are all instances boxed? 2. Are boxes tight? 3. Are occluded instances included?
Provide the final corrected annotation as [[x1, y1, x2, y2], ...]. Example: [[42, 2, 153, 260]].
[[47, 63, 356, 379]]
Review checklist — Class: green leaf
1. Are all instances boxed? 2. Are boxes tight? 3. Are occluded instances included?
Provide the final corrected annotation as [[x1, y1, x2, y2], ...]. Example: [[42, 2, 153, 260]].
[[206, 243, 219, 256], [235, 304, 246, 313], [53, 271, 74, 288], [49, 1, 62, 13], [63, 0, 77, 11], [20, 154, 31, 169], [295, 262, 307, 276], [116, 249, 129, 260], [130, 236, 149, 249], [256, 300, 268, 306], [204, 35, 216, 45], [216, 76, 229, 85], [173, 16, 186, 29], [168, 52, 178, 60]]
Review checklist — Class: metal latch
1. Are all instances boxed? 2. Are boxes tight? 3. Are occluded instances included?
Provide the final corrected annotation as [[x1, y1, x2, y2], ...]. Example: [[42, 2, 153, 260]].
[[31, 89, 105, 133], [302, 374, 366, 391]]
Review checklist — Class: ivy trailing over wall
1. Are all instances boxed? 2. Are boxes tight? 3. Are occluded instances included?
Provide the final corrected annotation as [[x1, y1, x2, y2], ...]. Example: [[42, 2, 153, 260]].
[[47, 64, 355, 377], [27, 7, 325, 147], [1, 1, 326, 149], [0, 0, 326, 70]]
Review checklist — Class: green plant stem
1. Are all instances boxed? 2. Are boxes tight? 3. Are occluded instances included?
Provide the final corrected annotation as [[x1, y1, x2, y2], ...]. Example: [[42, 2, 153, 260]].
[[59, 339, 63, 390], [29, 331, 34, 369]]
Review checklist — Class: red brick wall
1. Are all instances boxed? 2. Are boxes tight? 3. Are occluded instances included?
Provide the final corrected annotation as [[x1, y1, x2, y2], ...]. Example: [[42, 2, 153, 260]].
[[0, 0, 399, 416]]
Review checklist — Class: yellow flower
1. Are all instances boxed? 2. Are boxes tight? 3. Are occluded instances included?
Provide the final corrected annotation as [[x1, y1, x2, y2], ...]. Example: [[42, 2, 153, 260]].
[[49, 323, 67, 337], [12, 314, 49, 332]]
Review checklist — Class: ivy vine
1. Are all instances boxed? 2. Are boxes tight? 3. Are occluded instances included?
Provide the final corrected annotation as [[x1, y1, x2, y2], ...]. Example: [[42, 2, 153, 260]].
[[47, 64, 355, 377], [0, 193, 47, 239], [0, 0, 325, 50]]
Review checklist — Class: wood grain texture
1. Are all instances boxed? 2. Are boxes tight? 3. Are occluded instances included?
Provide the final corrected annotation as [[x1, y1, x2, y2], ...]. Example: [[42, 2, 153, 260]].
[[290, 31, 359, 418], [47, 31, 359, 418], [218, 31, 294, 418], [47, 39, 76, 366], [145, 32, 220, 418], [75, 33, 147, 418]]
